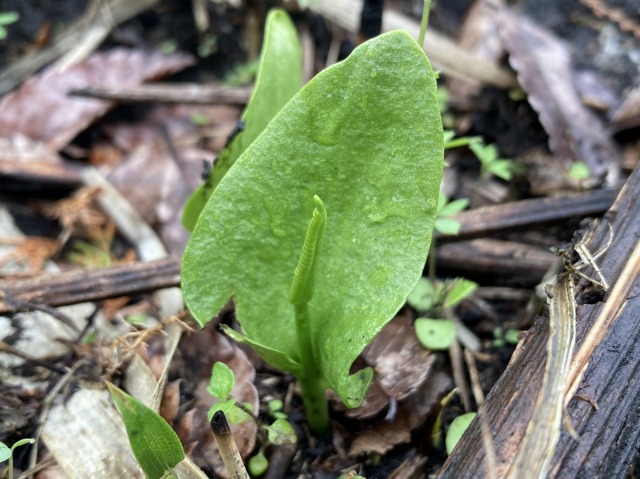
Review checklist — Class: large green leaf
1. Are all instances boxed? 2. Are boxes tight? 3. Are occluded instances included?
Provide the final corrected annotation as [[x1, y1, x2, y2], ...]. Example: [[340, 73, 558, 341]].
[[107, 383, 184, 479], [182, 30, 443, 408], [182, 8, 302, 231]]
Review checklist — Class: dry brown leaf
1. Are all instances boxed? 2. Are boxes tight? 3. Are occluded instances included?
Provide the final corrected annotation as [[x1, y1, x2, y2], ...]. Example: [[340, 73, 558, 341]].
[[105, 104, 238, 253], [448, 0, 506, 112], [348, 414, 412, 456], [0, 48, 195, 151], [340, 315, 436, 419], [499, 10, 622, 185], [175, 324, 258, 479], [0, 236, 59, 271]]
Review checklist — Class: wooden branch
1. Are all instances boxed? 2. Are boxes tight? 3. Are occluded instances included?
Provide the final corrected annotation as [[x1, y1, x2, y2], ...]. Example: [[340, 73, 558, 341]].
[[437, 188, 618, 240], [0, 0, 159, 95], [0, 256, 180, 313], [68, 83, 253, 105], [437, 239, 555, 286], [436, 166, 640, 477], [314, 0, 518, 88]]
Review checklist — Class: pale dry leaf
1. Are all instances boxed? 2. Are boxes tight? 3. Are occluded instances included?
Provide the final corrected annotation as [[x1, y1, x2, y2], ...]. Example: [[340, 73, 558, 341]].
[[499, 10, 622, 186], [0, 48, 195, 151]]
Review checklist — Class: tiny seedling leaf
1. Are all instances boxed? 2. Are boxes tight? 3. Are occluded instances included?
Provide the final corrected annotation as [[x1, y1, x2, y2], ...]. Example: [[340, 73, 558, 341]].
[[446, 412, 476, 454], [107, 383, 184, 479], [182, 30, 443, 411], [568, 161, 590, 180], [248, 451, 269, 477], [0, 443, 10, 462], [207, 399, 252, 424], [407, 277, 436, 313], [208, 362, 235, 400], [442, 278, 478, 309], [415, 318, 456, 350], [437, 195, 469, 217], [435, 217, 462, 236], [0, 12, 19, 25], [266, 418, 297, 445], [183, 9, 302, 231], [487, 159, 515, 181]]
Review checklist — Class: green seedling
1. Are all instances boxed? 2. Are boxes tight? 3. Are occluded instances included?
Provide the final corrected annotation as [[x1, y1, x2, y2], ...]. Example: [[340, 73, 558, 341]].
[[567, 161, 590, 181], [223, 59, 260, 87], [182, 29, 444, 433], [435, 192, 468, 236], [208, 361, 297, 476], [248, 450, 269, 477], [207, 361, 255, 424], [267, 399, 287, 420], [445, 412, 476, 454], [431, 388, 457, 448], [408, 277, 477, 351], [67, 240, 112, 268], [0, 438, 35, 479], [197, 33, 217, 58], [183, 9, 302, 231], [492, 326, 520, 347], [469, 139, 516, 182], [0, 12, 19, 40], [107, 383, 185, 479]]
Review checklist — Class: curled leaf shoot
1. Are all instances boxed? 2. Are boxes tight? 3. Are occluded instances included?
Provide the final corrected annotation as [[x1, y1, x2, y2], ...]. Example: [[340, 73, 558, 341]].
[[288, 195, 326, 306], [289, 195, 329, 432]]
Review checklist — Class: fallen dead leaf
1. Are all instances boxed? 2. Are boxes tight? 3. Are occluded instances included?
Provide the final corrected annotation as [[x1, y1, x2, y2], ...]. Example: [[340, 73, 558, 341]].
[[338, 314, 436, 420], [175, 323, 258, 479], [0, 48, 195, 151], [499, 9, 622, 186]]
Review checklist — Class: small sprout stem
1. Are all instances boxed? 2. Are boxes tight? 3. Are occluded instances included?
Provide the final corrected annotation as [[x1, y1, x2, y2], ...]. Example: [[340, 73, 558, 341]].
[[289, 195, 330, 433], [418, 0, 432, 49], [210, 411, 250, 479]]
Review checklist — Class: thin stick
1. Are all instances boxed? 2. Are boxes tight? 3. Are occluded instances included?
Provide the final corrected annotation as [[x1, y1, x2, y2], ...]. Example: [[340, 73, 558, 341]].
[[210, 411, 250, 479], [465, 349, 497, 479]]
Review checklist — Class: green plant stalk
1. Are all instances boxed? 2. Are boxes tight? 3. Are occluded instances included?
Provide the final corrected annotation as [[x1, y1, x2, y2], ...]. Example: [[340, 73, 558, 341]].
[[289, 196, 329, 432], [418, 0, 432, 48], [428, 237, 437, 283], [294, 302, 330, 432]]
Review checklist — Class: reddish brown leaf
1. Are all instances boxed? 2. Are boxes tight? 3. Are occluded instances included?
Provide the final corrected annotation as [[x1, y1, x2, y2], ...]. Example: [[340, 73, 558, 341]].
[[175, 324, 258, 479], [339, 315, 436, 420], [105, 104, 239, 253], [0, 48, 195, 151]]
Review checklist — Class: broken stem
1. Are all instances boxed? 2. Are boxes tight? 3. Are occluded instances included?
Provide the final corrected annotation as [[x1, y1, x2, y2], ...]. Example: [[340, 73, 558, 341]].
[[210, 410, 250, 479]]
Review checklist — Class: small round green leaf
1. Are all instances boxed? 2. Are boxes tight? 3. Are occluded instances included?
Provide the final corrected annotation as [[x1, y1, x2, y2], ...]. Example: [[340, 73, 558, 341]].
[[568, 161, 590, 180], [208, 362, 235, 400], [407, 277, 436, 312], [446, 412, 476, 454], [266, 418, 297, 445], [435, 217, 462, 236], [0, 442, 11, 462], [415, 318, 456, 350], [248, 451, 269, 477]]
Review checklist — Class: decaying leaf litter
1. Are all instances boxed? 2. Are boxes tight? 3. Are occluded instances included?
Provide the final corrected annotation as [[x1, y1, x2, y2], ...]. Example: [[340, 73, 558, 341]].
[[1, 0, 640, 478]]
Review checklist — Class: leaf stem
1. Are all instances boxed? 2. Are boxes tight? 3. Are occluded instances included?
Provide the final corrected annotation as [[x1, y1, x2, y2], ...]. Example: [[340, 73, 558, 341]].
[[418, 0, 432, 49], [294, 303, 330, 433], [289, 195, 330, 432]]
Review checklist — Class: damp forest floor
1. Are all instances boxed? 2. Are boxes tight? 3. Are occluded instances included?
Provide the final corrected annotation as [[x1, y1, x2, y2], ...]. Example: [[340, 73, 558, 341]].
[[0, 0, 639, 478]]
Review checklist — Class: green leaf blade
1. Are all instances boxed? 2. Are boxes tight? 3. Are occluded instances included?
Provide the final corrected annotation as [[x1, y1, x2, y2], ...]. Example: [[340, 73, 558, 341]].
[[208, 362, 235, 400], [183, 31, 443, 408], [182, 8, 302, 231], [107, 383, 184, 479]]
